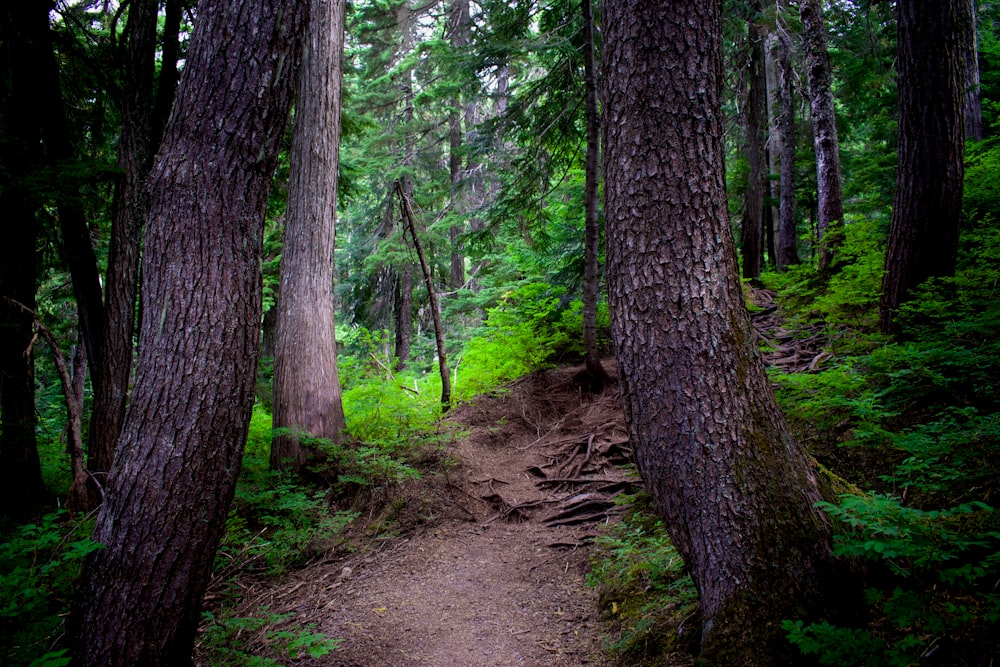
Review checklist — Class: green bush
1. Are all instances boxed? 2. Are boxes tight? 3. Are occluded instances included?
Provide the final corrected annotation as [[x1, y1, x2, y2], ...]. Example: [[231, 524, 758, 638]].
[[787, 495, 1000, 666], [0, 511, 100, 666], [457, 281, 608, 398], [199, 608, 341, 666], [587, 494, 698, 664]]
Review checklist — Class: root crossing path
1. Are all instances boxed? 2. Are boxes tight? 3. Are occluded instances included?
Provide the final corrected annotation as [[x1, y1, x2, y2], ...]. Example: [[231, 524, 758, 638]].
[[245, 364, 632, 666]]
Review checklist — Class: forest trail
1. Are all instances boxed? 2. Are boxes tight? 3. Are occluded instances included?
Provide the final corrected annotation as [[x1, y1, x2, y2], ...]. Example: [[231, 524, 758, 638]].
[[229, 363, 633, 666], [216, 291, 816, 666]]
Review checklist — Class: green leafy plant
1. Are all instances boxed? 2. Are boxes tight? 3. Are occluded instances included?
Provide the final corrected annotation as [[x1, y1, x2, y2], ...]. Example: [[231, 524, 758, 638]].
[[199, 608, 341, 666], [221, 408, 359, 576], [587, 494, 699, 664], [786, 494, 1000, 665], [0, 511, 101, 666]]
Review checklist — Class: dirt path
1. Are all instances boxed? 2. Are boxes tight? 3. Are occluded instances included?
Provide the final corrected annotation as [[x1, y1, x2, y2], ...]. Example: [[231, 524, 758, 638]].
[[239, 364, 631, 666]]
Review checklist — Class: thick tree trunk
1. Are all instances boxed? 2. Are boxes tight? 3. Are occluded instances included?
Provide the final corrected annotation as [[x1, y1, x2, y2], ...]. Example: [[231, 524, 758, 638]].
[[0, 0, 47, 520], [581, 0, 608, 390], [272, 0, 348, 470], [800, 0, 844, 271], [776, 8, 799, 269], [880, 0, 969, 334], [88, 0, 158, 479], [72, 0, 306, 662], [602, 2, 840, 662], [741, 1, 767, 281]]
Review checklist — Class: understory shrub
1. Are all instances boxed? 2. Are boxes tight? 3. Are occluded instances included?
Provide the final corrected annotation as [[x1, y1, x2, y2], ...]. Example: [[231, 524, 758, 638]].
[[0, 511, 100, 666], [588, 493, 699, 664]]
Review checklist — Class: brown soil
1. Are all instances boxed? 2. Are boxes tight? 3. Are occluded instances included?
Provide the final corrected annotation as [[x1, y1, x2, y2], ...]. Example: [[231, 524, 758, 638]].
[[223, 362, 633, 666]]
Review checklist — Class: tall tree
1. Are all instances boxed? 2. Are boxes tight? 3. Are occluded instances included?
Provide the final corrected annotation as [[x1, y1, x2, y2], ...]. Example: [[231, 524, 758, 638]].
[[880, 0, 971, 334], [775, 2, 799, 270], [964, 0, 984, 142], [271, 0, 348, 470], [448, 0, 470, 290], [0, 0, 47, 518], [581, 0, 608, 390], [800, 0, 844, 270], [741, 0, 768, 280], [602, 1, 840, 662], [151, 0, 185, 148], [88, 0, 159, 478], [72, 0, 307, 661], [35, 4, 106, 384]]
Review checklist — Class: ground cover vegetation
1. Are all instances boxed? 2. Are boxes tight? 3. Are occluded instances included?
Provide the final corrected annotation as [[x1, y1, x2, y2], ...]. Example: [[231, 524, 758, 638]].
[[1, 0, 999, 664]]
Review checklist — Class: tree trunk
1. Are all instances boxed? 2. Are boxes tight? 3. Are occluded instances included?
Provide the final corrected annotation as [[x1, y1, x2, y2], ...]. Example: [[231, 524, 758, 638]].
[[396, 181, 452, 411], [448, 0, 469, 291], [964, 0, 983, 142], [765, 32, 782, 252], [72, 0, 306, 662], [602, 2, 840, 662], [880, 0, 970, 335], [0, 2, 46, 517], [776, 6, 799, 270], [395, 6, 417, 371], [741, 0, 767, 281], [151, 0, 184, 149], [272, 0, 348, 471], [581, 0, 608, 390], [394, 264, 413, 371], [88, 0, 158, 479], [33, 4, 106, 379], [800, 0, 844, 271]]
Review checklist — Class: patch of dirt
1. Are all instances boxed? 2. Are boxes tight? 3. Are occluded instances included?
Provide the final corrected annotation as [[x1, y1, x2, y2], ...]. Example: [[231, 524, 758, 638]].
[[233, 362, 633, 666]]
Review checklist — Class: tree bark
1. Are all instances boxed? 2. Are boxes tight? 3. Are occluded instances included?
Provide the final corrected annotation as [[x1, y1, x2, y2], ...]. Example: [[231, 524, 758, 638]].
[[272, 0, 348, 471], [964, 0, 983, 142], [880, 0, 970, 335], [741, 0, 767, 281], [800, 0, 844, 271], [602, 2, 840, 662], [88, 0, 158, 479], [72, 0, 306, 662], [581, 0, 608, 390], [776, 5, 799, 270], [394, 264, 414, 370]]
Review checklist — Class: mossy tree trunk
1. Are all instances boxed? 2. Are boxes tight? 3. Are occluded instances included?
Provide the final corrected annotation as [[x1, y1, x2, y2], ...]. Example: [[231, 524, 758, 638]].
[[602, 2, 842, 662]]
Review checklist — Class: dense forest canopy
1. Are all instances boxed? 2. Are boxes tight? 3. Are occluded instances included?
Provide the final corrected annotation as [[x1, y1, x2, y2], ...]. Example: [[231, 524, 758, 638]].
[[1, 0, 999, 664]]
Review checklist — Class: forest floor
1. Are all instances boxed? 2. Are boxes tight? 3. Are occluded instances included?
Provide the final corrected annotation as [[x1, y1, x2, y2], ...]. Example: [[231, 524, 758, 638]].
[[212, 287, 821, 666], [222, 362, 635, 666]]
